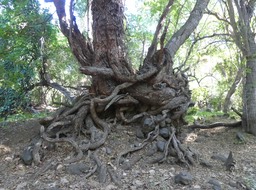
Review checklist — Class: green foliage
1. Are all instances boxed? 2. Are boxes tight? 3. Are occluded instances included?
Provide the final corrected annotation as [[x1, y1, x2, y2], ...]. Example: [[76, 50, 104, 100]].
[[0, 0, 54, 117], [0, 88, 29, 118], [0, 110, 49, 123], [185, 107, 224, 124], [125, 12, 154, 68]]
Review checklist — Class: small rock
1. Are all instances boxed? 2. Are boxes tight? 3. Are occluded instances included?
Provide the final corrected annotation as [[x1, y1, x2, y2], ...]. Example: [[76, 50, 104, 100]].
[[193, 185, 201, 190], [15, 182, 27, 190], [136, 127, 144, 139], [48, 182, 57, 188], [159, 128, 170, 138], [149, 169, 155, 175], [169, 167, 175, 173], [60, 177, 69, 185], [228, 181, 237, 188], [105, 147, 112, 155], [174, 171, 193, 185], [56, 164, 64, 171], [105, 184, 117, 190], [208, 178, 221, 190], [160, 121, 166, 128], [16, 164, 26, 173], [165, 118, 172, 124], [145, 142, 158, 156], [4, 156, 12, 162], [133, 141, 142, 147], [20, 146, 33, 165], [122, 172, 127, 176], [211, 154, 227, 162], [156, 140, 166, 152], [141, 117, 155, 134], [143, 117, 154, 128], [66, 163, 89, 175], [155, 114, 163, 122], [133, 179, 144, 187]]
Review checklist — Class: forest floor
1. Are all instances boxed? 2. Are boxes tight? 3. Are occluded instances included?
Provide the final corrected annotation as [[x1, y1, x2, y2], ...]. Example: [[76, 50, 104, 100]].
[[0, 117, 256, 190]]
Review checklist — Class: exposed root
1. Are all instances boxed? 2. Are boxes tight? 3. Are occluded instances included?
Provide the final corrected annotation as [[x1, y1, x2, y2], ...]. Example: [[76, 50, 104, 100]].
[[42, 132, 84, 164], [107, 166, 122, 187], [28, 78, 197, 184], [85, 164, 98, 179], [117, 125, 159, 166], [121, 155, 143, 170], [90, 151, 107, 183], [120, 111, 147, 123], [32, 138, 42, 165], [31, 159, 55, 181], [159, 127, 176, 162]]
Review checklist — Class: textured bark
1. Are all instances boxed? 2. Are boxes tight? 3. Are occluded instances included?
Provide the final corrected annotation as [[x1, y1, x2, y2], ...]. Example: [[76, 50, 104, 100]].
[[226, 0, 256, 135], [53, 0, 94, 67], [243, 57, 256, 135], [91, 0, 133, 95]]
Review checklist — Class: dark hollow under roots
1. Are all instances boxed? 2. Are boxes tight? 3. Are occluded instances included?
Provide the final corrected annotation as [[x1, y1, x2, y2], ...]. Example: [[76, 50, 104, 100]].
[[30, 83, 198, 185]]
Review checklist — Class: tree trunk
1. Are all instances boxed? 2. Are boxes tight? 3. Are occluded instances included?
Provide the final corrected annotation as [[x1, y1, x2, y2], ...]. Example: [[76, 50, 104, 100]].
[[91, 0, 133, 95], [243, 56, 256, 135], [36, 0, 211, 175], [223, 67, 243, 113], [226, 0, 256, 135]]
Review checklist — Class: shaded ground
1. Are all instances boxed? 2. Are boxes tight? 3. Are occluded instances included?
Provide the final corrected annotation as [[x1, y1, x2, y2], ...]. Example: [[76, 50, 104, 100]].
[[0, 117, 256, 190]]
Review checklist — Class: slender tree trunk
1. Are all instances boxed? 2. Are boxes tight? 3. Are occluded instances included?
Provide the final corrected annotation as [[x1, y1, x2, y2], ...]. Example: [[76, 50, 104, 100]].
[[223, 67, 243, 113], [243, 56, 256, 135], [226, 0, 256, 135]]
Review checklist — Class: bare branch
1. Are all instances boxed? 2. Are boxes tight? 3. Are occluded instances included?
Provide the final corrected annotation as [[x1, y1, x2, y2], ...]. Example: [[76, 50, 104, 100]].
[[145, 0, 174, 61], [53, 0, 94, 66], [205, 8, 231, 24], [165, 0, 210, 57]]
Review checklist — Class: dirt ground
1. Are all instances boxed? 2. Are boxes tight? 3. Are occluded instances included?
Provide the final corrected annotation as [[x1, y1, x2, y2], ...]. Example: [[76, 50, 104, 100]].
[[0, 118, 256, 190]]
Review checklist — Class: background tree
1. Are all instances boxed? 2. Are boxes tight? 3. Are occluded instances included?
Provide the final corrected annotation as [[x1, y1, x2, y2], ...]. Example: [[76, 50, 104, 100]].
[[0, 0, 52, 116], [0, 0, 84, 119], [214, 0, 256, 135]]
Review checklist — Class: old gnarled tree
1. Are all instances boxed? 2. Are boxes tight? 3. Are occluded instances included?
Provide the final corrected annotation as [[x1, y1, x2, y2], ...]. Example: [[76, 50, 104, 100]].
[[36, 0, 210, 184]]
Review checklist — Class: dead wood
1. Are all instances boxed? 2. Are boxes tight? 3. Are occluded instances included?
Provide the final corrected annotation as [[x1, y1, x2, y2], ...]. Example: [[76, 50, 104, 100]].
[[188, 121, 242, 129]]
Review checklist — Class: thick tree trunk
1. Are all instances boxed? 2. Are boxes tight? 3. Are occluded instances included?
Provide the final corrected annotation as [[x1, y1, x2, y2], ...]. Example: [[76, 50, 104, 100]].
[[91, 0, 133, 95]]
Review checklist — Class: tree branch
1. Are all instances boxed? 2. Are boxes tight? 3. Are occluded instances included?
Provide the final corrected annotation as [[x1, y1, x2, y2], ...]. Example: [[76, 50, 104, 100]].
[[165, 0, 210, 57], [145, 0, 174, 61], [53, 0, 94, 67], [205, 8, 231, 24]]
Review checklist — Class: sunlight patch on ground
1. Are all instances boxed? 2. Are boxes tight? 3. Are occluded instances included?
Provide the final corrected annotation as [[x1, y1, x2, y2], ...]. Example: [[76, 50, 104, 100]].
[[184, 132, 198, 142], [0, 144, 11, 155]]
